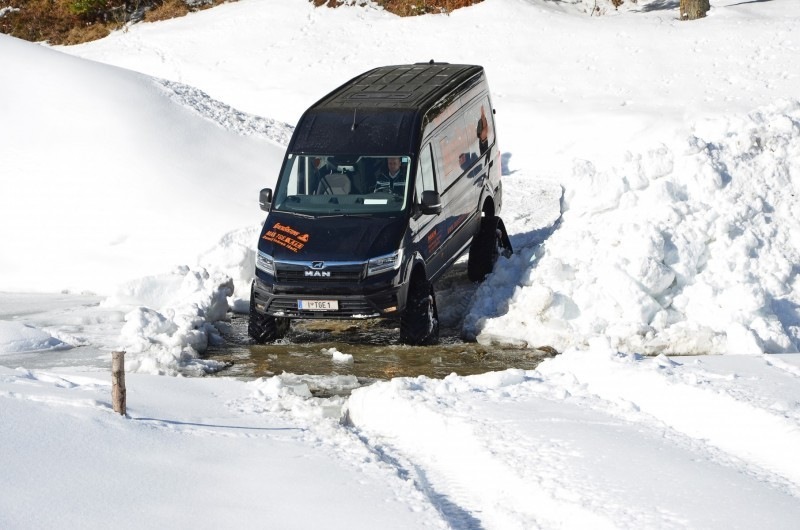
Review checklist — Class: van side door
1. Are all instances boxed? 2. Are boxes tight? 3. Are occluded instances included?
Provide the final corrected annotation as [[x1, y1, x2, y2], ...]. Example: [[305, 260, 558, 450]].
[[433, 108, 485, 264], [409, 143, 448, 279]]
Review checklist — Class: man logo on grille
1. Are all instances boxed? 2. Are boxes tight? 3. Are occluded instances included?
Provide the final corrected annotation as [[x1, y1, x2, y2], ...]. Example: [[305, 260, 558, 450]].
[[311, 261, 325, 269]]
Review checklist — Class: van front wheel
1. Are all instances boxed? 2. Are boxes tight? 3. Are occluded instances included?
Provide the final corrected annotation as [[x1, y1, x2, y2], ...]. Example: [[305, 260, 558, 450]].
[[400, 276, 439, 345], [248, 294, 290, 343]]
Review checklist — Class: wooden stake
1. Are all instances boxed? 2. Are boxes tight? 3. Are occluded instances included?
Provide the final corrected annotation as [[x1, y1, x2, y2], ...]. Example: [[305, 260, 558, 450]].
[[112, 351, 127, 416], [680, 0, 710, 20]]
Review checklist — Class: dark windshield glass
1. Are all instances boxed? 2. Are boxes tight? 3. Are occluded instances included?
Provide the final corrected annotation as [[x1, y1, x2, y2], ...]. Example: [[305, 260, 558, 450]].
[[273, 154, 411, 215]]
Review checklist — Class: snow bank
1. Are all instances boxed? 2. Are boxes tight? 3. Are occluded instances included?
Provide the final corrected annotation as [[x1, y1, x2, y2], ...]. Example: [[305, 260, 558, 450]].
[[468, 100, 800, 354], [105, 266, 234, 375], [0, 322, 69, 355], [0, 34, 288, 372], [0, 33, 285, 296]]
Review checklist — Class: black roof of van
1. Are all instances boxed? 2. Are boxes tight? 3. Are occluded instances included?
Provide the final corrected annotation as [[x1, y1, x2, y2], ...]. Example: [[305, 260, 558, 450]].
[[313, 63, 483, 110], [287, 63, 486, 156]]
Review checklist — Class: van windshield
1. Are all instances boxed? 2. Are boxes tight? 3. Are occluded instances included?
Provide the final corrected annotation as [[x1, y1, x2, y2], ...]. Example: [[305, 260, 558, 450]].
[[273, 154, 411, 215]]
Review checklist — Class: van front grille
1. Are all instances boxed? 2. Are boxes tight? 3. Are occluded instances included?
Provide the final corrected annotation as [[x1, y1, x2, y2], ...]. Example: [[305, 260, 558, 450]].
[[274, 261, 366, 284]]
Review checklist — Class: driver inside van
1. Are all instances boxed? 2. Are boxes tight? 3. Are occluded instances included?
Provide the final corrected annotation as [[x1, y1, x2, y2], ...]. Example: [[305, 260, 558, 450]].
[[373, 157, 405, 196]]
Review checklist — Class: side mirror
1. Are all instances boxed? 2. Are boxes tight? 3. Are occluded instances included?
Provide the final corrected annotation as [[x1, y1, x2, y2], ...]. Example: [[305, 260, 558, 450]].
[[420, 190, 442, 215], [259, 188, 273, 211]]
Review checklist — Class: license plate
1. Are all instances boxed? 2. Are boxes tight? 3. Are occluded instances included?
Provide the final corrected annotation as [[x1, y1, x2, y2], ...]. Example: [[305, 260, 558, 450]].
[[298, 299, 338, 311]]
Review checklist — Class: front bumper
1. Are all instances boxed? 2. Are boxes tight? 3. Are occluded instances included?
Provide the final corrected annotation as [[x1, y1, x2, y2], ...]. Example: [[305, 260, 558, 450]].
[[252, 276, 405, 320]]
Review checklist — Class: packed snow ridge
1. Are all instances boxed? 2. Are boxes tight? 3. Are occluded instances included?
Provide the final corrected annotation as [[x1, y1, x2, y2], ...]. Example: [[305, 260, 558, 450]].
[[466, 101, 800, 356], [157, 79, 294, 145]]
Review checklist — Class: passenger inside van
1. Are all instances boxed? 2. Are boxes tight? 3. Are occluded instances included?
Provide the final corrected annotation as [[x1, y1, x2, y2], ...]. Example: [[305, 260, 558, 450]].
[[477, 105, 490, 155], [316, 171, 352, 195], [306, 156, 324, 194], [315, 156, 356, 195]]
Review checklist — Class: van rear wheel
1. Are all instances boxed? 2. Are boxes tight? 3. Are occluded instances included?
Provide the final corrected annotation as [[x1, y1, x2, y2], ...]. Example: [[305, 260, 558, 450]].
[[400, 276, 439, 345], [248, 288, 290, 343], [467, 216, 512, 282]]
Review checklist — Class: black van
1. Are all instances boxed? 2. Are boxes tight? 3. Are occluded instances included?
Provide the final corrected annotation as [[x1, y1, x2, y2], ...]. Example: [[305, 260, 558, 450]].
[[249, 62, 512, 345]]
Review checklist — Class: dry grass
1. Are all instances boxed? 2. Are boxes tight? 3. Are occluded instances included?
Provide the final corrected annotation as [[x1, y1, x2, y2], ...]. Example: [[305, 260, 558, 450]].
[[62, 21, 112, 44], [314, 0, 482, 16], [377, 0, 481, 16], [1, 0, 485, 45], [0, 0, 224, 44], [145, 0, 191, 22], [1, 0, 78, 44]]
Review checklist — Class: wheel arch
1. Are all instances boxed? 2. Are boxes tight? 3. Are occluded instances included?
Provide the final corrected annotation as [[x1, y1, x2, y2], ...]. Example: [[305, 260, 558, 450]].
[[481, 195, 496, 218], [398, 251, 429, 311], [407, 257, 431, 294]]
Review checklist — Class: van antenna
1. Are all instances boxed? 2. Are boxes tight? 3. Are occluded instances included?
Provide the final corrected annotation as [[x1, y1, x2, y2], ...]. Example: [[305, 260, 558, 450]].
[[351, 108, 357, 131]]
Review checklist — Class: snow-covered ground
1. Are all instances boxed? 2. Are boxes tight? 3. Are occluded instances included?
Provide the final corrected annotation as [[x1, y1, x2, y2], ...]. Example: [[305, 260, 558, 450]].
[[2, 0, 800, 527]]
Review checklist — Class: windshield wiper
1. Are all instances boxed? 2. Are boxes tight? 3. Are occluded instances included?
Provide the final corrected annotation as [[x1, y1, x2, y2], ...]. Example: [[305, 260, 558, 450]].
[[277, 210, 315, 219], [317, 213, 375, 218]]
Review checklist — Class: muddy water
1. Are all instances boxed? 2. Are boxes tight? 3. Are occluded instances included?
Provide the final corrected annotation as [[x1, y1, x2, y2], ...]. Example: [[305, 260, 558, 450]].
[[204, 262, 556, 392], [206, 314, 554, 390]]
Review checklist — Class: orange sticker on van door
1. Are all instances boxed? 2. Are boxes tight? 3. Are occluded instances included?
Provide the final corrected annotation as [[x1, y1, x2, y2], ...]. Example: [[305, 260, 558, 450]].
[[262, 222, 310, 253], [427, 228, 442, 254]]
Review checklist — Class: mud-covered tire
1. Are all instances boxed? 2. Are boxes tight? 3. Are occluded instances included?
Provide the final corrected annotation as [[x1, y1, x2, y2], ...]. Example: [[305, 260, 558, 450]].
[[400, 275, 439, 346], [467, 216, 512, 282], [248, 286, 290, 343]]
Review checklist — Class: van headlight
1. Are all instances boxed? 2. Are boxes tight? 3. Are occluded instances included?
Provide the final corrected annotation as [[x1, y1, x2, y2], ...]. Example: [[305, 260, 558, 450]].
[[256, 251, 275, 276], [367, 249, 402, 277]]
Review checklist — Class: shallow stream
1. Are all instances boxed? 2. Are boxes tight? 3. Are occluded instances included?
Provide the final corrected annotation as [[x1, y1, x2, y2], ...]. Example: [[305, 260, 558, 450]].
[[205, 313, 555, 394]]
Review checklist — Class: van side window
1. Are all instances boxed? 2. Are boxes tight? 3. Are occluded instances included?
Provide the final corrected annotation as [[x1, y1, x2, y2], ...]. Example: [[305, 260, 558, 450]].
[[466, 97, 494, 156], [437, 115, 473, 190], [415, 144, 436, 205]]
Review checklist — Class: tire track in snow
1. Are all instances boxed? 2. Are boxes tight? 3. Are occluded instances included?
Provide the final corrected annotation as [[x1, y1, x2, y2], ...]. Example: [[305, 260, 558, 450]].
[[345, 366, 800, 529], [155, 79, 294, 145], [227, 378, 451, 529], [344, 374, 649, 530], [763, 354, 800, 378], [539, 348, 800, 495]]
